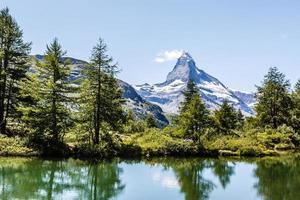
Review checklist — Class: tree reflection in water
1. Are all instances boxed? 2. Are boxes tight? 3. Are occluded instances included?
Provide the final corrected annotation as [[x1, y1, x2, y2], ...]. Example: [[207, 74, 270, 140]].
[[0, 158, 124, 200], [254, 155, 300, 200], [148, 158, 235, 200]]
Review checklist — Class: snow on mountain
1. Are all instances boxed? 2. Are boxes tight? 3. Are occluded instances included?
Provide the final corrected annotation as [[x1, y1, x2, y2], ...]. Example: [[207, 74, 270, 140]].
[[231, 90, 256, 109], [135, 52, 255, 115], [118, 80, 169, 126]]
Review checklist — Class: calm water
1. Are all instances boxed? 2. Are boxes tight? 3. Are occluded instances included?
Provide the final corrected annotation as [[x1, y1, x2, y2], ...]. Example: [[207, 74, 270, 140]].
[[0, 155, 299, 200]]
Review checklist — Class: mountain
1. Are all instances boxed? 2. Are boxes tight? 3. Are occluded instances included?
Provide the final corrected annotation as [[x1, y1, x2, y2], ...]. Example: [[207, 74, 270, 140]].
[[34, 54, 86, 82], [31, 55, 169, 125], [118, 80, 169, 126], [135, 52, 255, 115], [231, 90, 256, 109]]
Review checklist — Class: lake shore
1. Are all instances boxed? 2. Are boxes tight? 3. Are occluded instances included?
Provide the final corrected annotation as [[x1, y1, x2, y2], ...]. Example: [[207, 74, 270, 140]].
[[0, 135, 297, 160]]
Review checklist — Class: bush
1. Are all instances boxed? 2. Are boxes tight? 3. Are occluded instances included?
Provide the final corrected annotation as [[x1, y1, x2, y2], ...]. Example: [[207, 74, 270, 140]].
[[0, 134, 37, 156], [123, 120, 146, 134], [73, 131, 124, 158], [204, 125, 300, 156], [123, 128, 199, 156], [256, 126, 296, 149]]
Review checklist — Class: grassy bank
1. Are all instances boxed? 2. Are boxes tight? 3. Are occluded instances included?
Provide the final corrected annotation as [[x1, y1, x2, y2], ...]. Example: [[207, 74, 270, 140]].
[[122, 126, 299, 157], [2, 125, 299, 158]]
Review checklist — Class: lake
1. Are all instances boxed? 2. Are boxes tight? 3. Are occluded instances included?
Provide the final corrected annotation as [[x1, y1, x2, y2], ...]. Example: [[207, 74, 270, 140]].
[[0, 155, 299, 200]]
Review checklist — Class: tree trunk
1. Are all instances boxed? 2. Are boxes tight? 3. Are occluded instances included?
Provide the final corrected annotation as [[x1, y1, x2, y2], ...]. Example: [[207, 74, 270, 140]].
[[0, 56, 8, 135], [94, 63, 101, 145]]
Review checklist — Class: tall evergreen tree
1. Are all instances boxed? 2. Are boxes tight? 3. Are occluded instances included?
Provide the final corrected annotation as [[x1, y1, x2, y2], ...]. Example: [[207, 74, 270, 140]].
[[0, 8, 31, 135], [19, 39, 75, 149], [180, 79, 199, 112], [290, 80, 300, 132], [79, 38, 124, 145], [236, 109, 245, 130], [145, 114, 157, 128], [214, 100, 238, 134], [179, 93, 210, 140], [255, 67, 292, 129]]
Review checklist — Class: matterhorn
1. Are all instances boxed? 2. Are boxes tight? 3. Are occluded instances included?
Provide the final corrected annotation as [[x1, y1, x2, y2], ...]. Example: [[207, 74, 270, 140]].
[[135, 51, 255, 115]]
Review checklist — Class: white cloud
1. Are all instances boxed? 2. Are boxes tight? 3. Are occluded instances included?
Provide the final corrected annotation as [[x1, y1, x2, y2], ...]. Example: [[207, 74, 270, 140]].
[[154, 49, 183, 63], [152, 172, 179, 189]]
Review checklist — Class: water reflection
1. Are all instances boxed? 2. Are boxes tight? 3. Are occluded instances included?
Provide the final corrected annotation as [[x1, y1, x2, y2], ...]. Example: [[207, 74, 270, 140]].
[[254, 155, 300, 200], [145, 158, 236, 200], [1, 156, 300, 200], [0, 158, 124, 200]]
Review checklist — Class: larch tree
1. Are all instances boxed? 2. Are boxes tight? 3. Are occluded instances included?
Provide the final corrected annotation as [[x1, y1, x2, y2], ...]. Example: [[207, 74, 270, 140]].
[[19, 39, 75, 151], [0, 8, 31, 135], [79, 38, 124, 145]]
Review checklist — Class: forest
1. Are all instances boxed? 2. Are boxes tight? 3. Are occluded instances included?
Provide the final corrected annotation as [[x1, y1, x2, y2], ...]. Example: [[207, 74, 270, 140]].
[[1, 8, 300, 158]]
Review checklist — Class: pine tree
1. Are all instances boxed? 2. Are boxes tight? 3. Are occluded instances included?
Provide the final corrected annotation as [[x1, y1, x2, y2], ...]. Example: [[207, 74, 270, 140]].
[[145, 114, 157, 128], [214, 100, 238, 134], [180, 79, 199, 112], [236, 109, 245, 130], [290, 80, 300, 132], [255, 67, 292, 129], [79, 38, 124, 145], [0, 8, 31, 135], [178, 93, 210, 140], [19, 39, 75, 149]]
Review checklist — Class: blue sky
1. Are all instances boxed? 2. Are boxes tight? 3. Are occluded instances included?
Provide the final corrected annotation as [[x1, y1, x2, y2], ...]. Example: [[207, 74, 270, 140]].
[[2, 0, 300, 92]]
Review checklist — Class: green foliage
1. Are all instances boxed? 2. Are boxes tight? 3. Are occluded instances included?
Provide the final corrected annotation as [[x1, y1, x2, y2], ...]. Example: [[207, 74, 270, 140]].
[[213, 100, 239, 134], [0, 8, 31, 135], [178, 93, 210, 140], [256, 125, 296, 150], [290, 80, 300, 133], [78, 38, 125, 145], [123, 120, 146, 134], [19, 39, 75, 154], [123, 128, 199, 156], [73, 126, 124, 158], [145, 114, 157, 128], [205, 125, 299, 156], [236, 109, 245, 129], [255, 67, 292, 128], [180, 79, 199, 112], [0, 134, 37, 156]]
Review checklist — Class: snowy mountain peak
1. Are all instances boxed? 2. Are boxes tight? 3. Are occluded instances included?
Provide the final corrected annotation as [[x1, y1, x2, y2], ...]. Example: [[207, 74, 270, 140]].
[[135, 51, 256, 115], [180, 51, 193, 60], [165, 51, 199, 84]]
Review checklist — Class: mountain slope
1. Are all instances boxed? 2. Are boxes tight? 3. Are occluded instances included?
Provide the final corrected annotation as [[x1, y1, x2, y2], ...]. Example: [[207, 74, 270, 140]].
[[31, 55, 169, 125], [118, 80, 169, 126], [135, 52, 255, 115]]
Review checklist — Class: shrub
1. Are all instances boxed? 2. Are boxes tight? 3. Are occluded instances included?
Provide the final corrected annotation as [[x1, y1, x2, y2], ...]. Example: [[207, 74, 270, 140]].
[[123, 128, 199, 156], [0, 134, 37, 156]]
